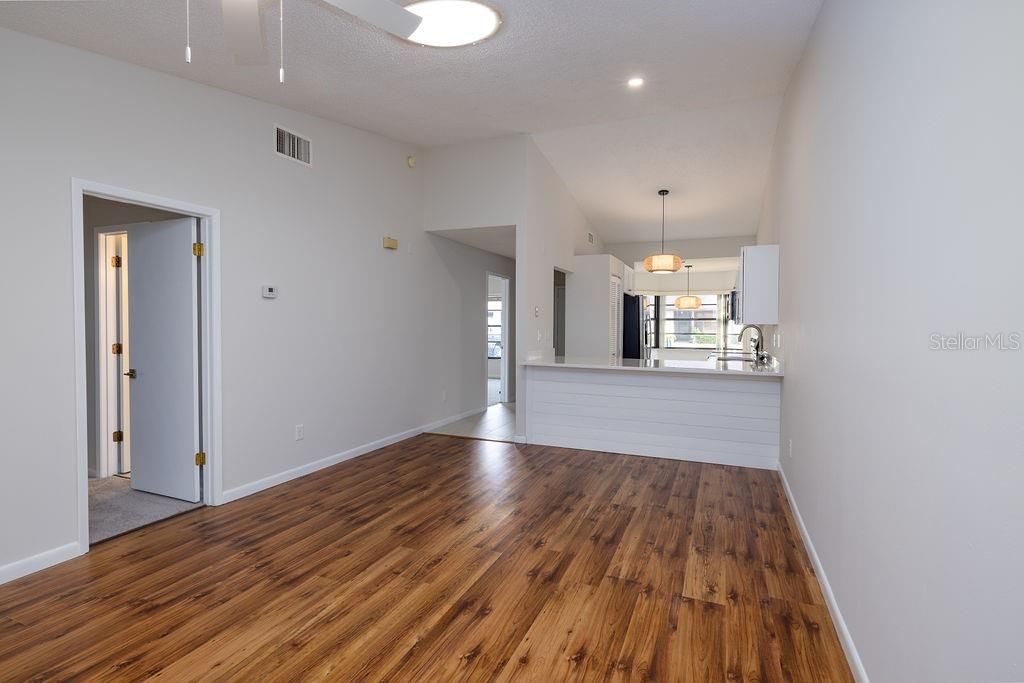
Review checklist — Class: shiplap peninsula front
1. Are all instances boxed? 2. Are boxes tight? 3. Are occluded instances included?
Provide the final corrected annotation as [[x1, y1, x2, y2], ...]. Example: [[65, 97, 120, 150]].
[[523, 357, 783, 469]]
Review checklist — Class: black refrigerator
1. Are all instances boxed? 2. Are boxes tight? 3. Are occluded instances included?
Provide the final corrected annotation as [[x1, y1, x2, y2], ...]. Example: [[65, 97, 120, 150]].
[[622, 293, 642, 360]]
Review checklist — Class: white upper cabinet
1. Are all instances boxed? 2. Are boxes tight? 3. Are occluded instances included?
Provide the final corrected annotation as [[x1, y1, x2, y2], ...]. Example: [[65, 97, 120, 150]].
[[736, 245, 779, 325]]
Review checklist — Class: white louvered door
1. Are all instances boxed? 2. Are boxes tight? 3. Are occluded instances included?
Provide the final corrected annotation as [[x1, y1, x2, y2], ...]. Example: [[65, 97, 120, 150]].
[[609, 276, 623, 363]]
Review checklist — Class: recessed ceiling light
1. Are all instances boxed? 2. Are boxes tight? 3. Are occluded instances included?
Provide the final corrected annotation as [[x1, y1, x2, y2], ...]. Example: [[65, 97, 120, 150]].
[[405, 0, 501, 48], [627, 77, 645, 89]]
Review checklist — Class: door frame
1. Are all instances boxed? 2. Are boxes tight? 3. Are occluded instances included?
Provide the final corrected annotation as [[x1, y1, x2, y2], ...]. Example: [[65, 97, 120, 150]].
[[486, 272, 510, 406], [71, 178, 224, 553], [96, 230, 129, 479]]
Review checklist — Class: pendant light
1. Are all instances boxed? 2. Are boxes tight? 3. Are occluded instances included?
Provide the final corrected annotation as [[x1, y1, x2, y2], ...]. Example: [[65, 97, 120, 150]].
[[675, 264, 701, 310], [643, 189, 683, 274]]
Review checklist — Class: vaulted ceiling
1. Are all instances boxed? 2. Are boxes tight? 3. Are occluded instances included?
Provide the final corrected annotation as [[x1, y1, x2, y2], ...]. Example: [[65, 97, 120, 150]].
[[0, 0, 822, 242], [532, 97, 784, 244]]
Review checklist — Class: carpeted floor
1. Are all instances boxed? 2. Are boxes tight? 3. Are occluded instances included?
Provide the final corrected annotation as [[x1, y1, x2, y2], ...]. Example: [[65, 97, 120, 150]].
[[88, 476, 202, 544]]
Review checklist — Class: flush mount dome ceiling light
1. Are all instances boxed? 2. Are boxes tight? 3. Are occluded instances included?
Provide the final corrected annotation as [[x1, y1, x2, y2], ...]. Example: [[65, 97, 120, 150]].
[[405, 0, 501, 47]]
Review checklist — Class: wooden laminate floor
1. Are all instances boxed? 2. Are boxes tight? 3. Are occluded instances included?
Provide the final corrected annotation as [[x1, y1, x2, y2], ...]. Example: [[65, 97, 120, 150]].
[[0, 434, 852, 682]]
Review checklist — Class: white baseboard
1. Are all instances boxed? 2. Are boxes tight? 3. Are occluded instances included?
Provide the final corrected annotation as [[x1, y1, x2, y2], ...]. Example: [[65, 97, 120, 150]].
[[220, 406, 486, 504], [0, 541, 85, 586], [0, 408, 487, 586], [778, 464, 869, 683]]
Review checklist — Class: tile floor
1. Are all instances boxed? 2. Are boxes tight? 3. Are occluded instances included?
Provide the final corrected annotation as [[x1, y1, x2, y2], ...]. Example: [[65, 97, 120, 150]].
[[428, 402, 516, 442]]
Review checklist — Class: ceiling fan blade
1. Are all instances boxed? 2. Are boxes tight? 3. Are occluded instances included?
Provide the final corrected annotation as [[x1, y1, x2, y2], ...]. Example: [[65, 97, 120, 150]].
[[222, 0, 266, 64], [321, 0, 423, 39]]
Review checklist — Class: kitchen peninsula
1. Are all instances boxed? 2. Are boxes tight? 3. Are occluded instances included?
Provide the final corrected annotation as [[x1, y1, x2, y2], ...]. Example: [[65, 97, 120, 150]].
[[523, 357, 783, 469]]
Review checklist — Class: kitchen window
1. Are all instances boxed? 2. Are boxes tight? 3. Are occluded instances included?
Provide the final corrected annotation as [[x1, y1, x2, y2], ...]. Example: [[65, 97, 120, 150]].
[[487, 296, 503, 359], [660, 294, 742, 350]]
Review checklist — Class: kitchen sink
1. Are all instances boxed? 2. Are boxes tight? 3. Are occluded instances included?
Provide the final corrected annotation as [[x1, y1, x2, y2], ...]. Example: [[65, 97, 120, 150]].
[[707, 353, 758, 362]]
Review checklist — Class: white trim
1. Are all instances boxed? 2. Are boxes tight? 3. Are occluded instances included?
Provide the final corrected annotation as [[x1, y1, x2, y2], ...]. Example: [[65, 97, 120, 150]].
[[96, 231, 114, 479], [96, 231, 128, 479], [777, 464, 869, 683], [221, 407, 485, 504], [0, 542, 84, 586], [71, 179, 225, 555]]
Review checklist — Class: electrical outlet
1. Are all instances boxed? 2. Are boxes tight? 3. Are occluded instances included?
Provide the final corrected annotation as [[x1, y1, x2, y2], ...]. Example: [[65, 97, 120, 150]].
[[442, 390, 447, 403], [295, 424, 304, 441], [788, 439, 793, 460]]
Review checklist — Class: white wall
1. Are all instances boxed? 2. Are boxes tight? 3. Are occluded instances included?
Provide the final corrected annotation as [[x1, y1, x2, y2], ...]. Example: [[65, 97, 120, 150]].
[[632, 267, 738, 296], [758, 2, 1024, 681], [607, 235, 754, 266], [421, 136, 528, 232], [422, 136, 600, 436], [0, 28, 513, 578]]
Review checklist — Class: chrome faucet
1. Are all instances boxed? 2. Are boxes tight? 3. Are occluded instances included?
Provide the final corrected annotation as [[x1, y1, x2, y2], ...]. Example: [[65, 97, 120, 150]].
[[739, 324, 768, 364]]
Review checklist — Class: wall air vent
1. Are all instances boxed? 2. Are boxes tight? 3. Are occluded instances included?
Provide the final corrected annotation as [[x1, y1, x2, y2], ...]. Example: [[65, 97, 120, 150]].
[[275, 126, 311, 166]]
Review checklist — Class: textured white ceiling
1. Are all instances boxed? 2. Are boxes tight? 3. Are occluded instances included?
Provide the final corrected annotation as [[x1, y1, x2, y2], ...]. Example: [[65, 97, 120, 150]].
[[532, 97, 784, 244], [0, 0, 821, 147]]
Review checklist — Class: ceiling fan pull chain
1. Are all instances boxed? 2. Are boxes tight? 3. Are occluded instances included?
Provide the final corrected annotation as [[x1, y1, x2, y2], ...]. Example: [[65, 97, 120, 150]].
[[185, 0, 191, 63], [279, 0, 285, 83]]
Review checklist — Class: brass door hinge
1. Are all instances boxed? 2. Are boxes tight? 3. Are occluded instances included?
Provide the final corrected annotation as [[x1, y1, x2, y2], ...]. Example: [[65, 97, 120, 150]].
[[192, 242, 204, 257], [111, 343, 123, 355], [195, 452, 206, 466], [111, 255, 122, 268], [112, 430, 124, 443]]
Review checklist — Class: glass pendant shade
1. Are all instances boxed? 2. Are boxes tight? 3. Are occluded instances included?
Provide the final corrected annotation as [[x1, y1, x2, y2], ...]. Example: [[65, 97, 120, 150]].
[[675, 295, 702, 310], [644, 253, 683, 274]]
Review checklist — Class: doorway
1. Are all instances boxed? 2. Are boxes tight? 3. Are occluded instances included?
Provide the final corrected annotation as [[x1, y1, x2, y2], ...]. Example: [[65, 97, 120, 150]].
[[73, 181, 222, 549], [427, 271, 515, 443], [553, 269, 566, 357], [486, 273, 510, 407]]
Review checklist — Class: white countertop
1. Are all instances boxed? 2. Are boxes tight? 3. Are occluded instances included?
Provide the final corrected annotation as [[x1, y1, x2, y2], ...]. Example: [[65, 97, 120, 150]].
[[523, 356, 784, 378]]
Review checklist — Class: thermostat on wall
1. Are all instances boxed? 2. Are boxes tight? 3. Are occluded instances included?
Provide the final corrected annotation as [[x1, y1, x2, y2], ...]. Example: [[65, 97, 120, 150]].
[[262, 285, 278, 299]]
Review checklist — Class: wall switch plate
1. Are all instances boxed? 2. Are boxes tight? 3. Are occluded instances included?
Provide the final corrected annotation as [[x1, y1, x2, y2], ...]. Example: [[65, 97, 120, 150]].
[[295, 424, 304, 441], [788, 439, 793, 459], [262, 285, 278, 299]]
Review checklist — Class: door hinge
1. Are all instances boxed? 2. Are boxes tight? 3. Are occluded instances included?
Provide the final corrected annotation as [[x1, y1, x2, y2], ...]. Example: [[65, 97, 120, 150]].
[[111, 255, 122, 268], [195, 451, 206, 466], [111, 343, 123, 355], [112, 430, 124, 443], [192, 242, 204, 257]]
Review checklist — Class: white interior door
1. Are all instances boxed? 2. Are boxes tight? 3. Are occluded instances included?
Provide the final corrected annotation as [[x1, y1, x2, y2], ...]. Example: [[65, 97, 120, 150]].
[[127, 218, 201, 503]]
